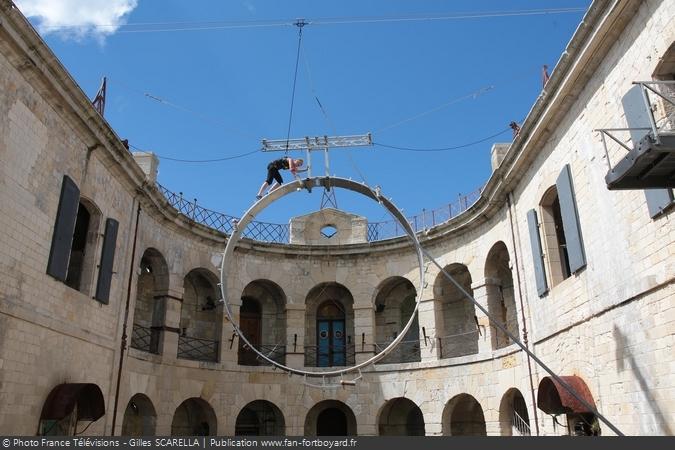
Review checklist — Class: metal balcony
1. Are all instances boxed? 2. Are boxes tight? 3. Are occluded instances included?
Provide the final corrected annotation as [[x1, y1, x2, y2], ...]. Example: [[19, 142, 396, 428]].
[[598, 81, 675, 190]]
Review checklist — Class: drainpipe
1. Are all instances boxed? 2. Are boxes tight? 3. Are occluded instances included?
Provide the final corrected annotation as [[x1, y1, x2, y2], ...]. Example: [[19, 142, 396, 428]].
[[507, 192, 540, 436], [111, 200, 142, 435]]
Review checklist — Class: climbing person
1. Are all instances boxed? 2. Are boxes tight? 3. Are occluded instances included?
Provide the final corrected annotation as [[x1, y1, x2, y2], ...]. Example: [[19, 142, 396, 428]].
[[256, 157, 306, 199]]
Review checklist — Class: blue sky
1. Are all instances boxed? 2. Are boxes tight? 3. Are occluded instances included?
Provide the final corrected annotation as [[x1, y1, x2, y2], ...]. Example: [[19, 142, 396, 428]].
[[17, 0, 592, 226]]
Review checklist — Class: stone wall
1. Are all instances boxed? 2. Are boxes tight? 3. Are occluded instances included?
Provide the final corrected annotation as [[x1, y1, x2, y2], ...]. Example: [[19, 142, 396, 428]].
[[0, 0, 673, 437]]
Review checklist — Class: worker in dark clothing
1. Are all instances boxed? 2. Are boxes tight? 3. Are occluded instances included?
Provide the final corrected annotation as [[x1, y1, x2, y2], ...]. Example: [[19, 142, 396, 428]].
[[256, 157, 306, 199]]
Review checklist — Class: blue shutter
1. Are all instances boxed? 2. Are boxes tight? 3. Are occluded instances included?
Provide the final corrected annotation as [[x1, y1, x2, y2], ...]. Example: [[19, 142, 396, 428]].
[[645, 189, 674, 218], [556, 164, 586, 274], [95, 218, 119, 304], [47, 175, 80, 281], [527, 209, 548, 297]]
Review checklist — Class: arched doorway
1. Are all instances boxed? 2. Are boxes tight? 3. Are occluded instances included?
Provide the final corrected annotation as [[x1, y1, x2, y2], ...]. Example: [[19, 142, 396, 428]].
[[38, 383, 105, 436], [179, 269, 222, 362], [121, 394, 157, 436], [131, 248, 169, 355], [304, 283, 354, 367], [317, 300, 346, 367], [304, 400, 357, 436], [171, 398, 217, 436], [374, 277, 420, 364], [442, 394, 487, 436], [238, 298, 262, 365], [238, 280, 287, 366], [485, 242, 519, 350], [318, 408, 347, 436], [433, 264, 479, 358], [499, 389, 531, 436], [235, 400, 285, 436], [378, 397, 425, 436]]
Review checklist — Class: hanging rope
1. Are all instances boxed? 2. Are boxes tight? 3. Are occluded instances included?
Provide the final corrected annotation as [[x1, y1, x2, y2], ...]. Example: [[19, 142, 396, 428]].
[[284, 19, 307, 154]]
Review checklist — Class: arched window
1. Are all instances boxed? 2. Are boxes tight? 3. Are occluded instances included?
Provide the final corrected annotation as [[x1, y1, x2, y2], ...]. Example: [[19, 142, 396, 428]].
[[527, 165, 586, 296], [540, 187, 571, 284], [47, 176, 117, 301]]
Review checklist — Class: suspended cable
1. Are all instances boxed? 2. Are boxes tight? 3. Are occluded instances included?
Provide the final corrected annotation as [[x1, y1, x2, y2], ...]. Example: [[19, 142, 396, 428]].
[[129, 144, 260, 163], [284, 20, 307, 153], [37, 8, 586, 33], [311, 8, 587, 26], [374, 86, 495, 134], [302, 45, 370, 187], [374, 127, 511, 152], [109, 78, 259, 139]]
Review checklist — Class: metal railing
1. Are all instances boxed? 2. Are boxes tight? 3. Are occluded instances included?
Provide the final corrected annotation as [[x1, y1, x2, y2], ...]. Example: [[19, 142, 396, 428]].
[[374, 339, 422, 364], [177, 335, 219, 362], [155, 182, 483, 244], [156, 183, 289, 243], [130, 323, 160, 354], [512, 410, 531, 436], [303, 344, 356, 367], [367, 186, 484, 241], [238, 343, 286, 366], [438, 330, 480, 359]]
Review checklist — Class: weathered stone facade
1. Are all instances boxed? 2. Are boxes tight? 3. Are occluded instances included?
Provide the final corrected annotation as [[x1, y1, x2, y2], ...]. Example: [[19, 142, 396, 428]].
[[0, 0, 673, 437]]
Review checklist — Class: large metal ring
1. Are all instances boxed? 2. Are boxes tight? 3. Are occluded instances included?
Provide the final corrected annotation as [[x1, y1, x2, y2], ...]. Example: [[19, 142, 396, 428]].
[[219, 176, 425, 377]]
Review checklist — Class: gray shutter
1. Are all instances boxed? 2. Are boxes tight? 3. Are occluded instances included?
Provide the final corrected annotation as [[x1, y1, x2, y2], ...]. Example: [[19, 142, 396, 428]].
[[645, 189, 674, 218], [527, 209, 548, 297], [621, 84, 651, 145], [556, 164, 586, 273], [95, 218, 119, 304], [47, 175, 80, 281]]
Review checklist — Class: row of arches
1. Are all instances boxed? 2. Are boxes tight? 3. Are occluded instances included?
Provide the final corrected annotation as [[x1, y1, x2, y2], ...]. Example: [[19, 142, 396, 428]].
[[121, 389, 531, 436], [131, 241, 519, 365]]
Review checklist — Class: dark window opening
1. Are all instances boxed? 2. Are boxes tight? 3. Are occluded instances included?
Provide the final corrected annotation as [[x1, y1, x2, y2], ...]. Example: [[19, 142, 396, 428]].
[[65, 204, 91, 290], [551, 196, 572, 279]]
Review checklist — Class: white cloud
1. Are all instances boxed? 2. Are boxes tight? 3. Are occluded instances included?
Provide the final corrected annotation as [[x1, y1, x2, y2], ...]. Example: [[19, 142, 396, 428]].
[[14, 0, 138, 40]]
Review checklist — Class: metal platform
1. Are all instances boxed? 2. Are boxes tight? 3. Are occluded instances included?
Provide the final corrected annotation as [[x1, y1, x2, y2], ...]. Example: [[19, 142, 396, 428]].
[[605, 133, 675, 190]]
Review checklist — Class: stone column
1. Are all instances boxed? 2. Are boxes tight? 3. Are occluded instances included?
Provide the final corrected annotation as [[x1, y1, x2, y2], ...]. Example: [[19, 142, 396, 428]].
[[354, 304, 375, 364], [157, 279, 184, 362], [470, 279, 497, 355], [217, 297, 240, 364], [418, 297, 441, 361], [285, 304, 306, 368]]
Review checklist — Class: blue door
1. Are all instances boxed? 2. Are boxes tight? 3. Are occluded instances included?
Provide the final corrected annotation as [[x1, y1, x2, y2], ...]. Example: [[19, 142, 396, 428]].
[[332, 320, 346, 366], [317, 320, 331, 367], [316, 319, 346, 367]]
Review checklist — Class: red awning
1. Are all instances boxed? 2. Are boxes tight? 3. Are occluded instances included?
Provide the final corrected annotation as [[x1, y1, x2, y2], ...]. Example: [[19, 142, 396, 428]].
[[40, 383, 105, 421], [537, 376, 596, 414]]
